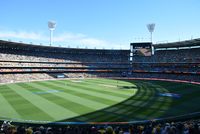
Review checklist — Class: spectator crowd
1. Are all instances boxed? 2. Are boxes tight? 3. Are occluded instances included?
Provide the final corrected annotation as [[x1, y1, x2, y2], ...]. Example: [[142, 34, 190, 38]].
[[1, 119, 200, 134]]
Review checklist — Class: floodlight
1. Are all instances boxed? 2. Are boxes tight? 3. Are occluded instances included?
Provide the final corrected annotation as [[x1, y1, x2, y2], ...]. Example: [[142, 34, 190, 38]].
[[48, 21, 56, 30], [48, 21, 56, 46], [147, 23, 155, 43], [147, 23, 155, 55]]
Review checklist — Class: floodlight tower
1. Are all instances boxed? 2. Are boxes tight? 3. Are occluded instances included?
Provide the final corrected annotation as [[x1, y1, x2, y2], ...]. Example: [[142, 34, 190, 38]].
[[147, 23, 155, 43], [48, 21, 56, 46], [147, 23, 155, 55]]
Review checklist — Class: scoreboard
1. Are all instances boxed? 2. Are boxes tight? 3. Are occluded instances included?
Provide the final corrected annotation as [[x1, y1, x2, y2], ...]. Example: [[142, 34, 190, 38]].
[[130, 42, 153, 57]]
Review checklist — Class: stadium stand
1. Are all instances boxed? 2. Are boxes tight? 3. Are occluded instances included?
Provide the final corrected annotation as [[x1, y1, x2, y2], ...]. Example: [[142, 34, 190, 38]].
[[0, 40, 130, 83], [130, 39, 200, 82], [1, 39, 200, 83]]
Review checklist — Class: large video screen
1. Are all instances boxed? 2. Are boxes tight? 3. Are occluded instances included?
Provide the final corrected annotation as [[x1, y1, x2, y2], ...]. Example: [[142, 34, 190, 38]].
[[130, 42, 152, 56]]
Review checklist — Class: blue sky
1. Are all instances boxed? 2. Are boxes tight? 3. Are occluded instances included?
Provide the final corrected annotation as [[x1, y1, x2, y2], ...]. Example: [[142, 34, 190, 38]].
[[0, 0, 199, 49]]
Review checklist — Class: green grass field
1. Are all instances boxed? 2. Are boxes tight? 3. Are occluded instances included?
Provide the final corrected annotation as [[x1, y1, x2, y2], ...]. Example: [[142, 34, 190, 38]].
[[0, 78, 200, 123]]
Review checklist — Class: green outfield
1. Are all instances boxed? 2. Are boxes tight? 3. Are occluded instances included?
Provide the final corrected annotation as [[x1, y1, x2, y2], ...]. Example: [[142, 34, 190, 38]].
[[0, 78, 200, 123]]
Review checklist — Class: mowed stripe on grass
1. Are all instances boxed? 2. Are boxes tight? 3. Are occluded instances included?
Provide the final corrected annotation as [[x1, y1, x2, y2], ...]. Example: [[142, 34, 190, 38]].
[[37, 81, 118, 105], [0, 85, 54, 121], [54, 79, 135, 100], [2, 79, 197, 122], [28, 80, 132, 110], [0, 79, 135, 122], [48, 80, 133, 102], [0, 93, 21, 119], [22, 82, 96, 113], [7, 84, 78, 121], [66, 81, 173, 122], [28, 82, 108, 109], [66, 79, 135, 96]]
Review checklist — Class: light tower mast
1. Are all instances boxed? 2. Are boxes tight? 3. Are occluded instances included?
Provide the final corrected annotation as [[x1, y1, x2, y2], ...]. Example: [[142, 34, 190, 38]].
[[147, 23, 155, 43], [147, 23, 155, 55], [48, 21, 56, 46]]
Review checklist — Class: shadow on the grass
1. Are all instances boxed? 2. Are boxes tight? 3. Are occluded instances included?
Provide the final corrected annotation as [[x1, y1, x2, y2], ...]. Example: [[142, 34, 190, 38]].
[[58, 79, 174, 122]]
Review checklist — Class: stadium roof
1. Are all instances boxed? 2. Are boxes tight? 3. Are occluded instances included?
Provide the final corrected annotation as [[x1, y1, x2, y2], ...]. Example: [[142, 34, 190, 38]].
[[0, 40, 129, 54], [154, 38, 200, 49]]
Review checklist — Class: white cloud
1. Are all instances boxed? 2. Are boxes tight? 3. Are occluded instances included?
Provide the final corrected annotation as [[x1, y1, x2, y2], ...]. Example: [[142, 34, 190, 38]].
[[53, 33, 86, 42], [52, 33, 113, 48], [80, 38, 108, 47], [0, 30, 126, 49], [0, 31, 46, 40]]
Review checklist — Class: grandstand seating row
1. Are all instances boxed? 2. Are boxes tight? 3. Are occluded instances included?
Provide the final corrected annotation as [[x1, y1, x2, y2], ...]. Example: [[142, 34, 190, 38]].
[[0, 39, 200, 83]]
